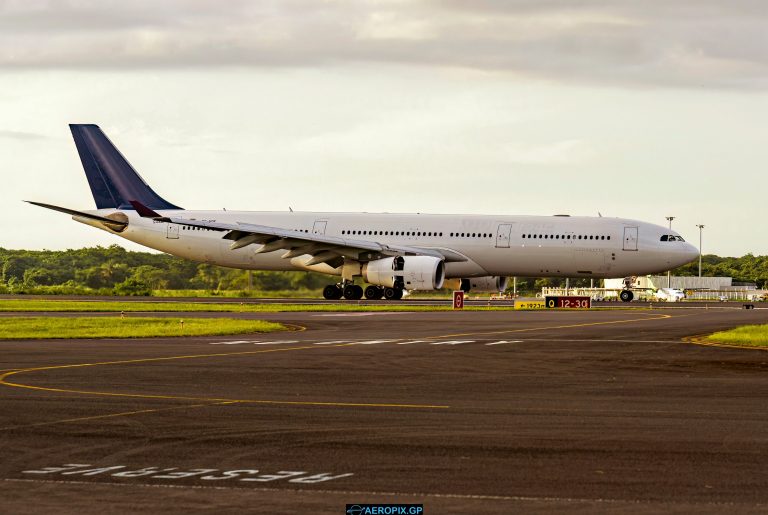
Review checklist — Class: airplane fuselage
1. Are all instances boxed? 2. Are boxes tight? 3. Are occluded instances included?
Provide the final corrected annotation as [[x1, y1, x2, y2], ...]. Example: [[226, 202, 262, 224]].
[[35, 125, 701, 299], [78, 209, 698, 280]]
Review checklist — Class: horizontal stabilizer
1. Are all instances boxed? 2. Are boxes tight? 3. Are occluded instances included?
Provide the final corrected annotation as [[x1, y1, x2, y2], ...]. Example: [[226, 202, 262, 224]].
[[129, 200, 161, 218], [26, 201, 128, 229]]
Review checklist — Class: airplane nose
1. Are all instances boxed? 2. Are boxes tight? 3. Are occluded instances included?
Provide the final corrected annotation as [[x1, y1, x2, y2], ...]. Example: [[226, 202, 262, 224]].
[[683, 243, 699, 262]]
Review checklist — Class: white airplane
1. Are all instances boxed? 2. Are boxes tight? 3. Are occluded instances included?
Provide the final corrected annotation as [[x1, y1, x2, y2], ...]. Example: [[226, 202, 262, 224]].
[[29, 125, 699, 301]]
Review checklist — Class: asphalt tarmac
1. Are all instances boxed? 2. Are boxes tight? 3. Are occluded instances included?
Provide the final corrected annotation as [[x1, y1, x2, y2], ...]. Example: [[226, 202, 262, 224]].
[[0, 293, 756, 309], [1, 306, 768, 514]]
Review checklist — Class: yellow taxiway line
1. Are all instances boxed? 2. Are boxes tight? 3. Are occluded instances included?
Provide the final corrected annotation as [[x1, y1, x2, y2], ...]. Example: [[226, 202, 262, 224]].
[[0, 344, 450, 411], [683, 335, 768, 351], [0, 310, 693, 429]]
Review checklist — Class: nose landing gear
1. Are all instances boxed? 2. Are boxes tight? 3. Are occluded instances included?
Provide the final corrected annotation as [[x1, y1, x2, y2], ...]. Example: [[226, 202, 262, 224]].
[[620, 276, 636, 302]]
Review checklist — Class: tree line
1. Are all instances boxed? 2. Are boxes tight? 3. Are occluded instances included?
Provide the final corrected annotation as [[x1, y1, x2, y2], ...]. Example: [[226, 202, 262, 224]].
[[0, 245, 328, 296], [0, 245, 766, 296]]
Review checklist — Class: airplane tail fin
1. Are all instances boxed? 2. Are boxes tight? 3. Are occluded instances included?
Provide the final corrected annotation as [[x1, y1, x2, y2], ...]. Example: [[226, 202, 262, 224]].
[[69, 124, 182, 211]]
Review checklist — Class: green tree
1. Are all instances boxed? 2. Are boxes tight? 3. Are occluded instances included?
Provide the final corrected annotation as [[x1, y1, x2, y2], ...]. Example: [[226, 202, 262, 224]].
[[130, 265, 169, 290], [113, 277, 152, 296]]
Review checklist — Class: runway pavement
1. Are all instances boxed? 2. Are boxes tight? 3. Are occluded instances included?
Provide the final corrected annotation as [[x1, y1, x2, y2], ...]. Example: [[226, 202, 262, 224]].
[[1, 306, 768, 514], [0, 292, 758, 309]]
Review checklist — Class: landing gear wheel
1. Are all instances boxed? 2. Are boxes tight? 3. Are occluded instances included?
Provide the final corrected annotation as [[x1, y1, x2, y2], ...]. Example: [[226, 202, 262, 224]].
[[619, 290, 634, 302], [323, 285, 343, 300], [364, 285, 384, 300], [383, 287, 403, 300], [343, 284, 364, 300]]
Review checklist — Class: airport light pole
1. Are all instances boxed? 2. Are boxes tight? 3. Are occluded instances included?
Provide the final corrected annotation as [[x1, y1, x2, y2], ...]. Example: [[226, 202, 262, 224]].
[[696, 224, 705, 278], [666, 216, 675, 288]]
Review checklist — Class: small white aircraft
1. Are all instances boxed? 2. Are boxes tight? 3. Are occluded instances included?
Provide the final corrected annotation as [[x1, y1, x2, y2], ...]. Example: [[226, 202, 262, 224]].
[[654, 288, 686, 302], [29, 125, 699, 301]]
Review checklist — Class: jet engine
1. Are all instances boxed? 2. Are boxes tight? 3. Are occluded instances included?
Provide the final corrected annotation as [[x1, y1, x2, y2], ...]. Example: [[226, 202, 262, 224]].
[[460, 276, 509, 293], [363, 256, 445, 290]]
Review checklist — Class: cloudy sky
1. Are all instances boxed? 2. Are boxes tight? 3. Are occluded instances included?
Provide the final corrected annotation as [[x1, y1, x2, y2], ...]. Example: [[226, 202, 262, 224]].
[[1, 0, 766, 256]]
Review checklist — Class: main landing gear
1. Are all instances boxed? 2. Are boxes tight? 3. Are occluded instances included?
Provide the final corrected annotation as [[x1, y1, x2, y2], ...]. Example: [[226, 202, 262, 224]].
[[364, 285, 383, 300], [322, 284, 343, 300], [322, 284, 363, 300], [382, 287, 403, 300], [364, 285, 403, 300], [323, 283, 403, 300]]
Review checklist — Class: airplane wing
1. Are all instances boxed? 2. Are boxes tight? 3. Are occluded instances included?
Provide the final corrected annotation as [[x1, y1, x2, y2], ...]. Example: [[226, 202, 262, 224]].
[[158, 216, 468, 267]]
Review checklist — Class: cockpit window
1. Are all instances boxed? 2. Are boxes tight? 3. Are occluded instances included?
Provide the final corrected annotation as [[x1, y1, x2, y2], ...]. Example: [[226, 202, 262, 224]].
[[660, 234, 685, 242], [660, 235, 668, 241]]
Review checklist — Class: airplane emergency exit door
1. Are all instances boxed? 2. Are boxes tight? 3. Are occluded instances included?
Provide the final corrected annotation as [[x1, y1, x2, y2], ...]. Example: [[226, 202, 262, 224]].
[[623, 227, 638, 251], [495, 223, 512, 248]]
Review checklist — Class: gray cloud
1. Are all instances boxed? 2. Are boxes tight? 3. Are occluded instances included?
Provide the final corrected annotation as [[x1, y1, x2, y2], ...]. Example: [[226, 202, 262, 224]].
[[0, 0, 766, 89], [0, 129, 49, 140]]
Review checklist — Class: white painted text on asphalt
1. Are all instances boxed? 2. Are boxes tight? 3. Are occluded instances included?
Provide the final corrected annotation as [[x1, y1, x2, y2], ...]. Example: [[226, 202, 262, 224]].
[[22, 463, 353, 483]]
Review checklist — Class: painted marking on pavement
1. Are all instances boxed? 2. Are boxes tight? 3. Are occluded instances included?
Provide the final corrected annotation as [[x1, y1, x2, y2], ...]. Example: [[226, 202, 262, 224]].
[[485, 340, 523, 346], [313, 313, 408, 317], [0, 311, 693, 423], [20, 463, 353, 484], [526, 338, 675, 343], [684, 335, 768, 352], [0, 402, 235, 431], [0, 345, 450, 412], [418, 312, 685, 341]]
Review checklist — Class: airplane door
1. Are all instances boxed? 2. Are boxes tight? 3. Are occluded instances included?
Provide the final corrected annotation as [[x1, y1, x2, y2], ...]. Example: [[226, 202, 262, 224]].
[[312, 220, 327, 235], [623, 226, 638, 251], [166, 223, 179, 239], [495, 223, 512, 248]]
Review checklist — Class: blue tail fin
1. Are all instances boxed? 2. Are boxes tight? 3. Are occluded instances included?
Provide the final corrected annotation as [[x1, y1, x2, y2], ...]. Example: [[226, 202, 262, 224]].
[[69, 124, 182, 210]]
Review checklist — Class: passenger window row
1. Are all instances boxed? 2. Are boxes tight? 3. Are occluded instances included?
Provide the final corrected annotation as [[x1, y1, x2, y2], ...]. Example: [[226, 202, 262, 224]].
[[182, 225, 214, 232], [329, 230, 613, 241], [522, 234, 610, 241], [340, 230, 501, 238], [342, 230, 444, 237], [449, 232, 494, 238]]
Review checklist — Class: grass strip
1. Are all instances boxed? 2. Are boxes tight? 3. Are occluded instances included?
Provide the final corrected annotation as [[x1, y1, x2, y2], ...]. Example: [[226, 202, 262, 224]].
[[0, 299, 511, 313], [705, 324, 768, 348], [0, 317, 286, 340], [0, 299, 629, 313]]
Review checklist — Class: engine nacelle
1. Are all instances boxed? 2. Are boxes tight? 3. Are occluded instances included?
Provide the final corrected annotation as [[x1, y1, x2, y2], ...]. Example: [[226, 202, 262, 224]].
[[363, 256, 445, 290], [402, 256, 445, 290], [363, 257, 399, 288], [460, 276, 509, 293]]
